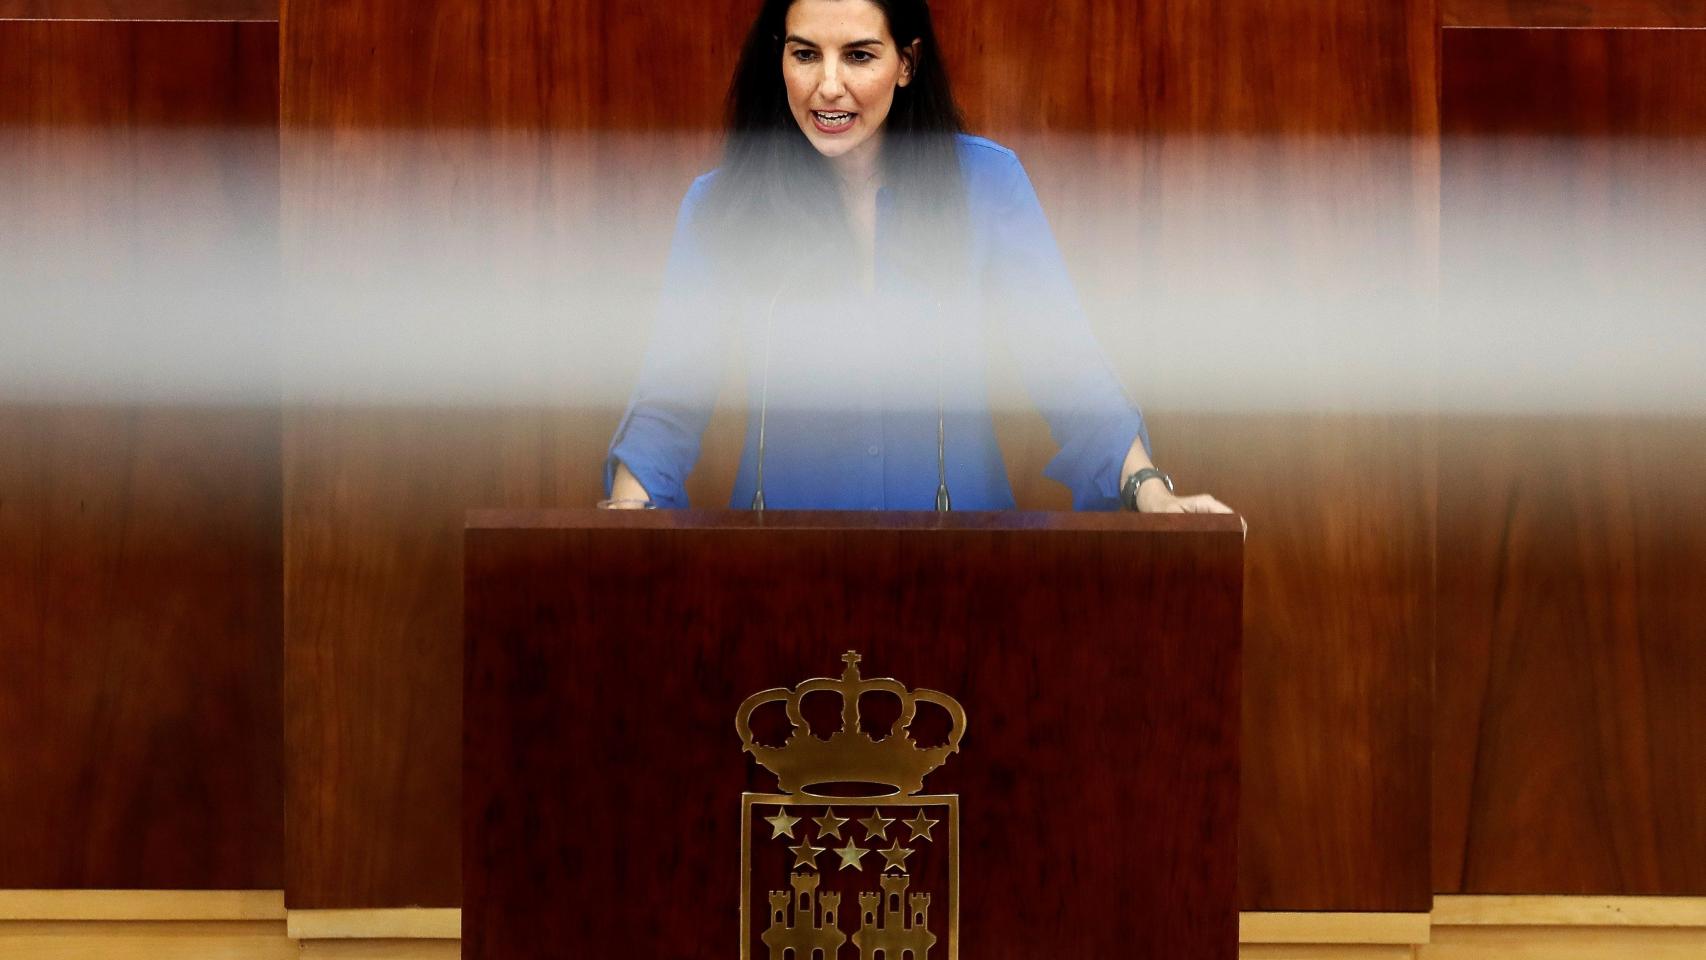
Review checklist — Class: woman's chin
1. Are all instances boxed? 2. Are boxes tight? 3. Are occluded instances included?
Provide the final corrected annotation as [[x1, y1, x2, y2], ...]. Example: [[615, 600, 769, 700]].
[[806, 135, 861, 160], [795, 125, 860, 159]]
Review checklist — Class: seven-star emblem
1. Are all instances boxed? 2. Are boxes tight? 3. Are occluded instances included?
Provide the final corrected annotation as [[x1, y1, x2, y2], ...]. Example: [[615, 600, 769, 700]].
[[858, 810, 895, 840], [789, 837, 826, 869], [765, 810, 801, 839], [905, 812, 938, 842], [813, 808, 850, 839], [879, 838, 914, 872], [833, 837, 869, 871]]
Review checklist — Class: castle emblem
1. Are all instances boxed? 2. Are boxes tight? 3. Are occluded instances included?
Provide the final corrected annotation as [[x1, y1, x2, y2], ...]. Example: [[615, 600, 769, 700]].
[[738, 652, 965, 960]]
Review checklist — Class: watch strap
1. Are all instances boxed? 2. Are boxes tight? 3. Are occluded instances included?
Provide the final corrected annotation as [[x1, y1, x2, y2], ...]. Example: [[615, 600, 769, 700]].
[[1121, 467, 1174, 511]]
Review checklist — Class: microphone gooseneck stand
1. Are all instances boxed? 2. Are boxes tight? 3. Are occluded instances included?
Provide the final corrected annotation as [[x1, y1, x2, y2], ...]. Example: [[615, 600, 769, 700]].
[[934, 296, 952, 512], [749, 277, 787, 512], [749, 274, 954, 513]]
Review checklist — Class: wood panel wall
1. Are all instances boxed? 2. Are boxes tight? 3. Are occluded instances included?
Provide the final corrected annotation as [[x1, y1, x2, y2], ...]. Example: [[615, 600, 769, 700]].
[[1444, 0, 1706, 27], [956, 19, 1441, 908], [12, 0, 1701, 920], [935, 0, 1436, 135], [0, 0, 276, 19], [280, 0, 1438, 914], [1436, 26, 1706, 895], [277, 1, 743, 906], [0, 19, 282, 889]]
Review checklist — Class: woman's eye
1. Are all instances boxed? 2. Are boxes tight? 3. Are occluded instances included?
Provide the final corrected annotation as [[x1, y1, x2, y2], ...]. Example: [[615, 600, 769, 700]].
[[847, 51, 874, 64], [791, 49, 818, 62]]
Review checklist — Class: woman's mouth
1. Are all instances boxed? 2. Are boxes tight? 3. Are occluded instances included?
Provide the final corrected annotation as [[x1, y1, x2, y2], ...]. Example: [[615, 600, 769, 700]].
[[812, 111, 857, 134]]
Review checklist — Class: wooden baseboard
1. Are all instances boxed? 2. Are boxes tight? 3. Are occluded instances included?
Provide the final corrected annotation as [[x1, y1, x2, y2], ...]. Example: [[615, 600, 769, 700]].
[[1241, 946, 1417, 959], [0, 890, 286, 921], [1238, 898, 1706, 959], [1431, 895, 1706, 928], [1240, 911, 1429, 959], [0, 920, 294, 960], [3, 894, 1702, 959], [1242, 912, 1432, 944], [298, 941, 462, 959], [0, 891, 292, 960], [1423, 925, 1706, 959], [1419, 896, 1706, 960], [286, 908, 461, 940]]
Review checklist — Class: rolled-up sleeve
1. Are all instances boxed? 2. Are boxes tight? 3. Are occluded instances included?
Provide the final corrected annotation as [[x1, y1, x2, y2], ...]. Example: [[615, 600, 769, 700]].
[[985, 153, 1150, 511], [605, 174, 728, 507]]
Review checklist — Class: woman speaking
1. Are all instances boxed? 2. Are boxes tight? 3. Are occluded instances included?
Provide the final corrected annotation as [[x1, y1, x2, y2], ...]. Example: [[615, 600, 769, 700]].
[[606, 0, 1228, 514]]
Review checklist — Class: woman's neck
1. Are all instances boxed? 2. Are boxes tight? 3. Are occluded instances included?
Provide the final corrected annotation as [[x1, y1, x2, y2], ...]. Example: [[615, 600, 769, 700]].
[[830, 147, 882, 294], [830, 136, 884, 199]]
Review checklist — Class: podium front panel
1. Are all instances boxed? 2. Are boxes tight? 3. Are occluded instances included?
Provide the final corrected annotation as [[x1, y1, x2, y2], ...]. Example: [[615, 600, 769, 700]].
[[465, 509, 1242, 959]]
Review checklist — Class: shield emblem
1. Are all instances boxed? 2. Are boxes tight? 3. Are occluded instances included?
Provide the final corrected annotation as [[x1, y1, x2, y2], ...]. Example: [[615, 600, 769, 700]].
[[737, 653, 967, 960], [742, 795, 958, 960]]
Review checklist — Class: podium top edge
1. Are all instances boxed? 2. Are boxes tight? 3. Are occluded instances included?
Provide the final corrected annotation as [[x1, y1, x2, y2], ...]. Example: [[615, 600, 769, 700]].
[[465, 508, 1245, 535]]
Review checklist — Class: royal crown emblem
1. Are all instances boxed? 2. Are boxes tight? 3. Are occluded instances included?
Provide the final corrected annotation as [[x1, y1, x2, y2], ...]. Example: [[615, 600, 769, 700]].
[[737, 652, 966, 960], [737, 651, 968, 797]]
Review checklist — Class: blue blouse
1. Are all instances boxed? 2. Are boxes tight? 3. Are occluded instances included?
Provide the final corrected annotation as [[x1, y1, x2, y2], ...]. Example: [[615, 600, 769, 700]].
[[606, 134, 1149, 511]]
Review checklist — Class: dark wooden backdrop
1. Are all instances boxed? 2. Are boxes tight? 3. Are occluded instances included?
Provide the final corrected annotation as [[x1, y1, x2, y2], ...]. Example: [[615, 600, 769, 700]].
[[0, 0, 276, 19], [7, 0, 1704, 917], [278, 0, 1439, 914], [1444, 0, 1706, 27], [1436, 26, 1706, 896], [464, 511, 1243, 960], [0, 17, 282, 889]]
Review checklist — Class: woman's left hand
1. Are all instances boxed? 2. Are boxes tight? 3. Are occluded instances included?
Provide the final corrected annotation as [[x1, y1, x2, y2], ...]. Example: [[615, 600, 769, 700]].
[[1136, 484, 1235, 515]]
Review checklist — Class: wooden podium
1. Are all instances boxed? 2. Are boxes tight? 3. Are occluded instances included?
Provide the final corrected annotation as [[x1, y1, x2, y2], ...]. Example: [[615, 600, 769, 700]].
[[464, 509, 1243, 959]]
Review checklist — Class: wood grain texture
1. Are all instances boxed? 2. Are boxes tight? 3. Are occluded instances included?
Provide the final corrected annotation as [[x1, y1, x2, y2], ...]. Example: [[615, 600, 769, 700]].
[[464, 511, 1242, 959], [278, 0, 748, 908], [0, 920, 296, 960], [1421, 925, 1706, 960], [1433, 418, 1706, 895], [281, 0, 751, 129], [1243, 947, 1417, 960], [1242, 913, 1433, 945], [282, 407, 623, 908], [0, 891, 285, 920], [299, 942, 462, 959], [281, 0, 1437, 915], [0, 408, 283, 888], [1437, 27, 1706, 896], [1001, 412, 1435, 913], [0, 0, 276, 20], [1444, 0, 1706, 28], [0, 19, 276, 127], [287, 909, 460, 940], [281, 0, 1435, 135], [940, 0, 1441, 910], [933, 0, 1437, 136], [0, 19, 282, 890], [1166, 414, 1436, 912], [983, 118, 1440, 917], [1433, 896, 1706, 927], [1442, 27, 1706, 138]]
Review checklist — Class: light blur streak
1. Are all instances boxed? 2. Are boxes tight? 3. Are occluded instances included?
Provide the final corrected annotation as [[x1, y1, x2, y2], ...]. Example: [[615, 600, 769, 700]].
[[2, 129, 1701, 414]]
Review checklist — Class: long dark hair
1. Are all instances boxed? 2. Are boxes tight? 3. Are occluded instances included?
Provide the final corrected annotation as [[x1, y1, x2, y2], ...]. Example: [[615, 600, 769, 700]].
[[700, 0, 969, 286]]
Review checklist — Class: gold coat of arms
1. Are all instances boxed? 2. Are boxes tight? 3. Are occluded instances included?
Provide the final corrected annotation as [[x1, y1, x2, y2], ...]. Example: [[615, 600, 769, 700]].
[[737, 652, 966, 960]]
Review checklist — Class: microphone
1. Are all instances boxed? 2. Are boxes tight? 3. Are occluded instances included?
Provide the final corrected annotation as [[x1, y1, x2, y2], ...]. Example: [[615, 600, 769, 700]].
[[934, 297, 952, 512], [752, 272, 952, 513], [750, 276, 789, 511]]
